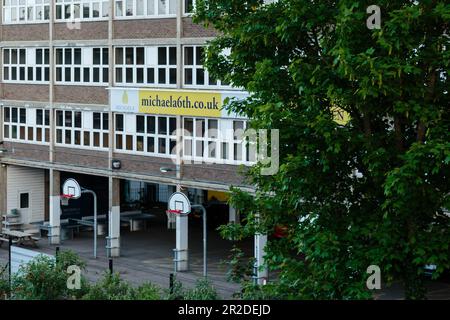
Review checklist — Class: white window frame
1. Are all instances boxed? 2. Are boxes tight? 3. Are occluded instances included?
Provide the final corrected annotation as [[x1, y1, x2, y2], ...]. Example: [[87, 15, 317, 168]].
[[2, 0, 50, 24], [114, 113, 177, 159], [183, 45, 231, 89], [114, 46, 177, 87], [3, 107, 50, 145], [55, 0, 109, 22], [182, 0, 195, 15], [114, 0, 177, 19], [55, 109, 109, 150], [55, 47, 109, 85], [3, 48, 50, 84]]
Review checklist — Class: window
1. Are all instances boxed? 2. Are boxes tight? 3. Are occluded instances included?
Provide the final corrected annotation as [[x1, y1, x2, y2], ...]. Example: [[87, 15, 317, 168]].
[[115, 114, 176, 155], [183, 45, 229, 87], [3, 0, 50, 23], [55, 47, 109, 84], [114, 0, 176, 18], [55, 110, 109, 149], [184, 0, 195, 14], [181, 117, 251, 164], [3, 48, 50, 83], [3, 107, 50, 144], [56, 0, 109, 21], [20, 193, 29, 209], [115, 46, 176, 86]]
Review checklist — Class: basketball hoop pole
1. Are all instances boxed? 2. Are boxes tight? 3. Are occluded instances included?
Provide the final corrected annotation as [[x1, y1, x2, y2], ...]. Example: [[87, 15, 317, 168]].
[[81, 188, 98, 259], [192, 204, 207, 278]]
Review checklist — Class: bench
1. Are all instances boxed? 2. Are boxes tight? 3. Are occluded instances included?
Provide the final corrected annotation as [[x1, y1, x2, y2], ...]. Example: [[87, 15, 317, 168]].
[[0, 236, 19, 247]]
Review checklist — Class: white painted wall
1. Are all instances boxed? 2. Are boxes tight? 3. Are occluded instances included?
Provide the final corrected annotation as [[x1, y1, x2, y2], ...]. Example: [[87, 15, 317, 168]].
[[7, 165, 45, 224]]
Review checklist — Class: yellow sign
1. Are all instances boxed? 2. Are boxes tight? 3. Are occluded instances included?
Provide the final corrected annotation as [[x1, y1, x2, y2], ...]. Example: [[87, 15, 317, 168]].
[[331, 106, 350, 125], [138, 90, 222, 117]]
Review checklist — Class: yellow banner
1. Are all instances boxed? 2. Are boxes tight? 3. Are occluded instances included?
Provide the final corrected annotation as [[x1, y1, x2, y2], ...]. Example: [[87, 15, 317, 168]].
[[138, 90, 222, 117]]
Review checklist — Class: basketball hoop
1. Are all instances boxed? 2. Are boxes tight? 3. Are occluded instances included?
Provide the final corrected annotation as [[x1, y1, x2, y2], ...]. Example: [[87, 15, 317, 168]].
[[61, 194, 74, 206], [166, 209, 189, 229]]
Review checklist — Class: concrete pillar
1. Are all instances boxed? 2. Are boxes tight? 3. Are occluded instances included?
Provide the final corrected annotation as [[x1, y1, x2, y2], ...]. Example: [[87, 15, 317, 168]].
[[107, 177, 120, 257], [49, 169, 61, 244], [0, 164, 7, 233], [254, 233, 268, 285], [175, 185, 189, 271], [175, 213, 189, 271]]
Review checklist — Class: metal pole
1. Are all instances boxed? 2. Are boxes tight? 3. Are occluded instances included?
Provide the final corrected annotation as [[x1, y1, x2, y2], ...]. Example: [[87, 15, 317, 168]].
[[83, 189, 97, 259], [192, 205, 207, 277], [8, 237, 12, 290], [109, 258, 113, 273]]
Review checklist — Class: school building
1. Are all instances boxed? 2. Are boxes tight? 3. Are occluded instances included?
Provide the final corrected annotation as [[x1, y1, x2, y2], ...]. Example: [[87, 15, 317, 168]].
[[0, 0, 268, 282]]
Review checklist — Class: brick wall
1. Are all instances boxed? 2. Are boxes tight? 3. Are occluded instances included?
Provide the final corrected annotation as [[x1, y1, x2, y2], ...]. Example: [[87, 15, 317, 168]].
[[3, 142, 50, 162], [54, 86, 108, 105], [182, 163, 248, 186], [1, 24, 49, 41], [2, 84, 49, 102], [54, 147, 109, 170], [114, 19, 177, 39], [54, 21, 109, 40], [182, 17, 217, 38]]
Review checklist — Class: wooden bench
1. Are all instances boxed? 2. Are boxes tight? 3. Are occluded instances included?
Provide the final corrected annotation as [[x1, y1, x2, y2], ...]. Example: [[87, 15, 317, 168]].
[[0, 236, 18, 247]]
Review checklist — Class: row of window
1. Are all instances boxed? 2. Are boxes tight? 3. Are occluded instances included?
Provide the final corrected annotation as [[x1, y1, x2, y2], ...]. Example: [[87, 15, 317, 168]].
[[3, 45, 229, 87], [3, 107, 251, 163], [2, 0, 196, 23], [3, 107, 50, 143]]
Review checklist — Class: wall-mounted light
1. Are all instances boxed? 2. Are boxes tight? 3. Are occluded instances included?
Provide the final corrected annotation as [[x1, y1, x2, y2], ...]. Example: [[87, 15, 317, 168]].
[[160, 167, 174, 173], [112, 159, 121, 170]]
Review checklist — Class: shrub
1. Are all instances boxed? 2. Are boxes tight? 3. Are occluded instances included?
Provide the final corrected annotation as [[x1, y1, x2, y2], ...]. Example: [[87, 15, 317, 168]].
[[165, 276, 220, 300], [164, 277, 185, 300], [134, 282, 162, 300], [82, 272, 134, 300], [10, 250, 88, 300], [0, 264, 9, 299], [184, 278, 219, 300]]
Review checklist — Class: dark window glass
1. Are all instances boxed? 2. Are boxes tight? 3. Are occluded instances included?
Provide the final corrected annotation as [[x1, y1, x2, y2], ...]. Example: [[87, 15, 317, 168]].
[[169, 117, 176, 135], [11, 108, 18, 122], [145, 136, 154, 153], [158, 117, 167, 134], [136, 115, 145, 133], [115, 134, 122, 149], [36, 49, 43, 64], [147, 116, 155, 134], [93, 48, 101, 65], [19, 109, 26, 123], [65, 111, 72, 127], [102, 113, 109, 130], [20, 193, 29, 209], [74, 48, 82, 64], [102, 48, 109, 65], [169, 47, 176, 65], [74, 111, 82, 128], [136, 47, 144, 65], [158, 68, 166, 83], [36, 109, 43, 125], [4, 108, 10, 122], [93, 112, 101, 129], [169, 68, 176, 84], [158, 47, 166, 65], [147, 68, 155, 83], [196, 47, 204, 65], [116, 114, 124, 131]]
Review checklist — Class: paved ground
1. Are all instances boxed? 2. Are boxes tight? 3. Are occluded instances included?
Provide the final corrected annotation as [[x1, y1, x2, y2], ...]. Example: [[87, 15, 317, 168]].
[[0, 219, 254, 299]]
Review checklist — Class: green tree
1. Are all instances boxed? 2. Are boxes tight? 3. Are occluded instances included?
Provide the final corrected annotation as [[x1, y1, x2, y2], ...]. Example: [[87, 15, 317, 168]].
[[195, 0, 450, 299]]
